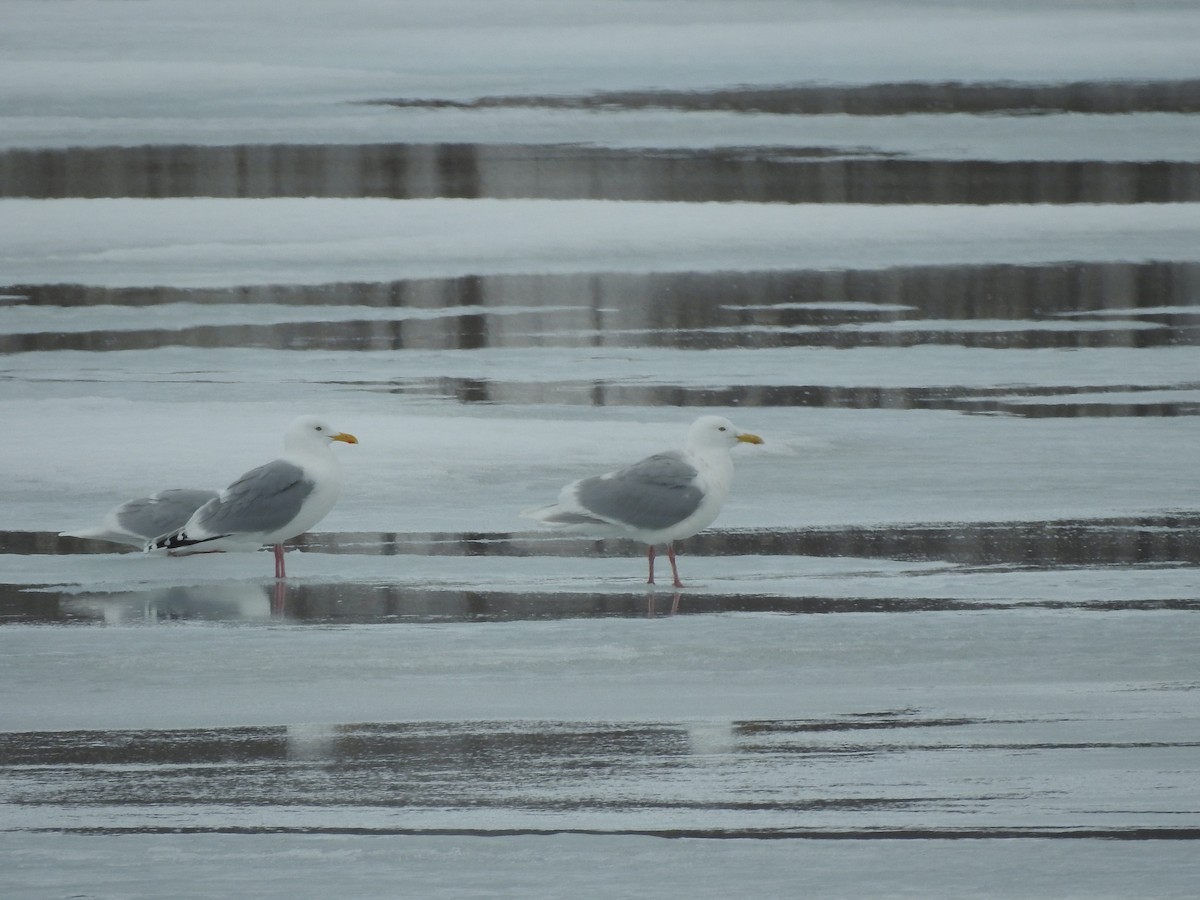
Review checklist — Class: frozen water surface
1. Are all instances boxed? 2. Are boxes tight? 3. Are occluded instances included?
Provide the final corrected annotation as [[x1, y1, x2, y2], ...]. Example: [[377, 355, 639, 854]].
[[2, 1, 1199, 897]]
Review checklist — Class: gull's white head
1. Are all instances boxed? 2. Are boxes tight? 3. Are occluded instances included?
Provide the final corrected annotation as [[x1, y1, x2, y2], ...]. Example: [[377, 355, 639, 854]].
[[284, 415, 359, 452], [687, 415, 763, 452]]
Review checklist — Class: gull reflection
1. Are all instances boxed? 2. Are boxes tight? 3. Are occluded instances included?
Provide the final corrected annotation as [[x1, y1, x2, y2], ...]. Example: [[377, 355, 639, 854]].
[[684, 721, 740, 759], [271, 579, 288, 618], [286, 723, 339, 761], [63, 582, 273, 624], [645, 590, 682, 618]]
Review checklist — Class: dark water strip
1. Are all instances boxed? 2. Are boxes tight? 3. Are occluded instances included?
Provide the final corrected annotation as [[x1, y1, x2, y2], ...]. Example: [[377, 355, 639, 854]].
[[5, 717, 1197, 838], [5, 263, 1197, 359], [3, 584, 1196, 626], [5, 320, 1197, 356], [16, 826, 1200, 840], [3, 143, 1197, 204], [8, 262, 1199, 312], [0, 717, 972, 765], [0, 715, 1006, 763], [356, 380, 1200, 418], [378, 80, 1200, 115]]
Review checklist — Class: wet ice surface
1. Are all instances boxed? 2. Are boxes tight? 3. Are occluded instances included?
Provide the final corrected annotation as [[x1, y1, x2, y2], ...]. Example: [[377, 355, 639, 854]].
[[3, 1, 1200, 897]]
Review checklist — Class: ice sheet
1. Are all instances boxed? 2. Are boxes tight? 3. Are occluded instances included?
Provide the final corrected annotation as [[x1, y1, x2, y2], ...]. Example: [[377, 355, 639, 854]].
[[2, 199, 1198, 288]]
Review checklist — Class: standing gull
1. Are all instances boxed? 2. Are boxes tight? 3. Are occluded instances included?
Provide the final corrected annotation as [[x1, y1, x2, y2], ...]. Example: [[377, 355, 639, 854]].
[[523, 415, 763, 587], [61, 489, 218, 548], [146, 415, 358, 578]]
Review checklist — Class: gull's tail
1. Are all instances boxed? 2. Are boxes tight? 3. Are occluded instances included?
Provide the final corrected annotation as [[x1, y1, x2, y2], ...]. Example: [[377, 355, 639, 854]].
[[145, 529, 227, 554]]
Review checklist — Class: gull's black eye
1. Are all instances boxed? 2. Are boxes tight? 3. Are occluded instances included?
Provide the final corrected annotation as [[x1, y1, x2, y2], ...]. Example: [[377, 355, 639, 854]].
[[718, 426, 727, 431], [315, 426, 324, 432]]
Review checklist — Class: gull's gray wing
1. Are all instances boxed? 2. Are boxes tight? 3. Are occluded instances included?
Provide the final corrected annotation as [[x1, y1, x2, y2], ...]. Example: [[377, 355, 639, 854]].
[[574, 451, 703, 531], [192, 460, 312, 536], [115, 489, 219, 540]]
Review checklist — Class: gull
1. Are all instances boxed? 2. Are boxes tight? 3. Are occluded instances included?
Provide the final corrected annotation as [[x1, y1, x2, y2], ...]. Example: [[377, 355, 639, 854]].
[[146, 415, 358, 578], [61, 489, 218, 548], [523, 415, 763, 587]]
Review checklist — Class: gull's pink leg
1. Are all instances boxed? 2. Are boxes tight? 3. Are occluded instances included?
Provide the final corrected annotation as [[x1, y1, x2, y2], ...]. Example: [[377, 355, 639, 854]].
[[646, 545, 656, 585], [667, 543, 683, 589], [274, 543, 286, 579]]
